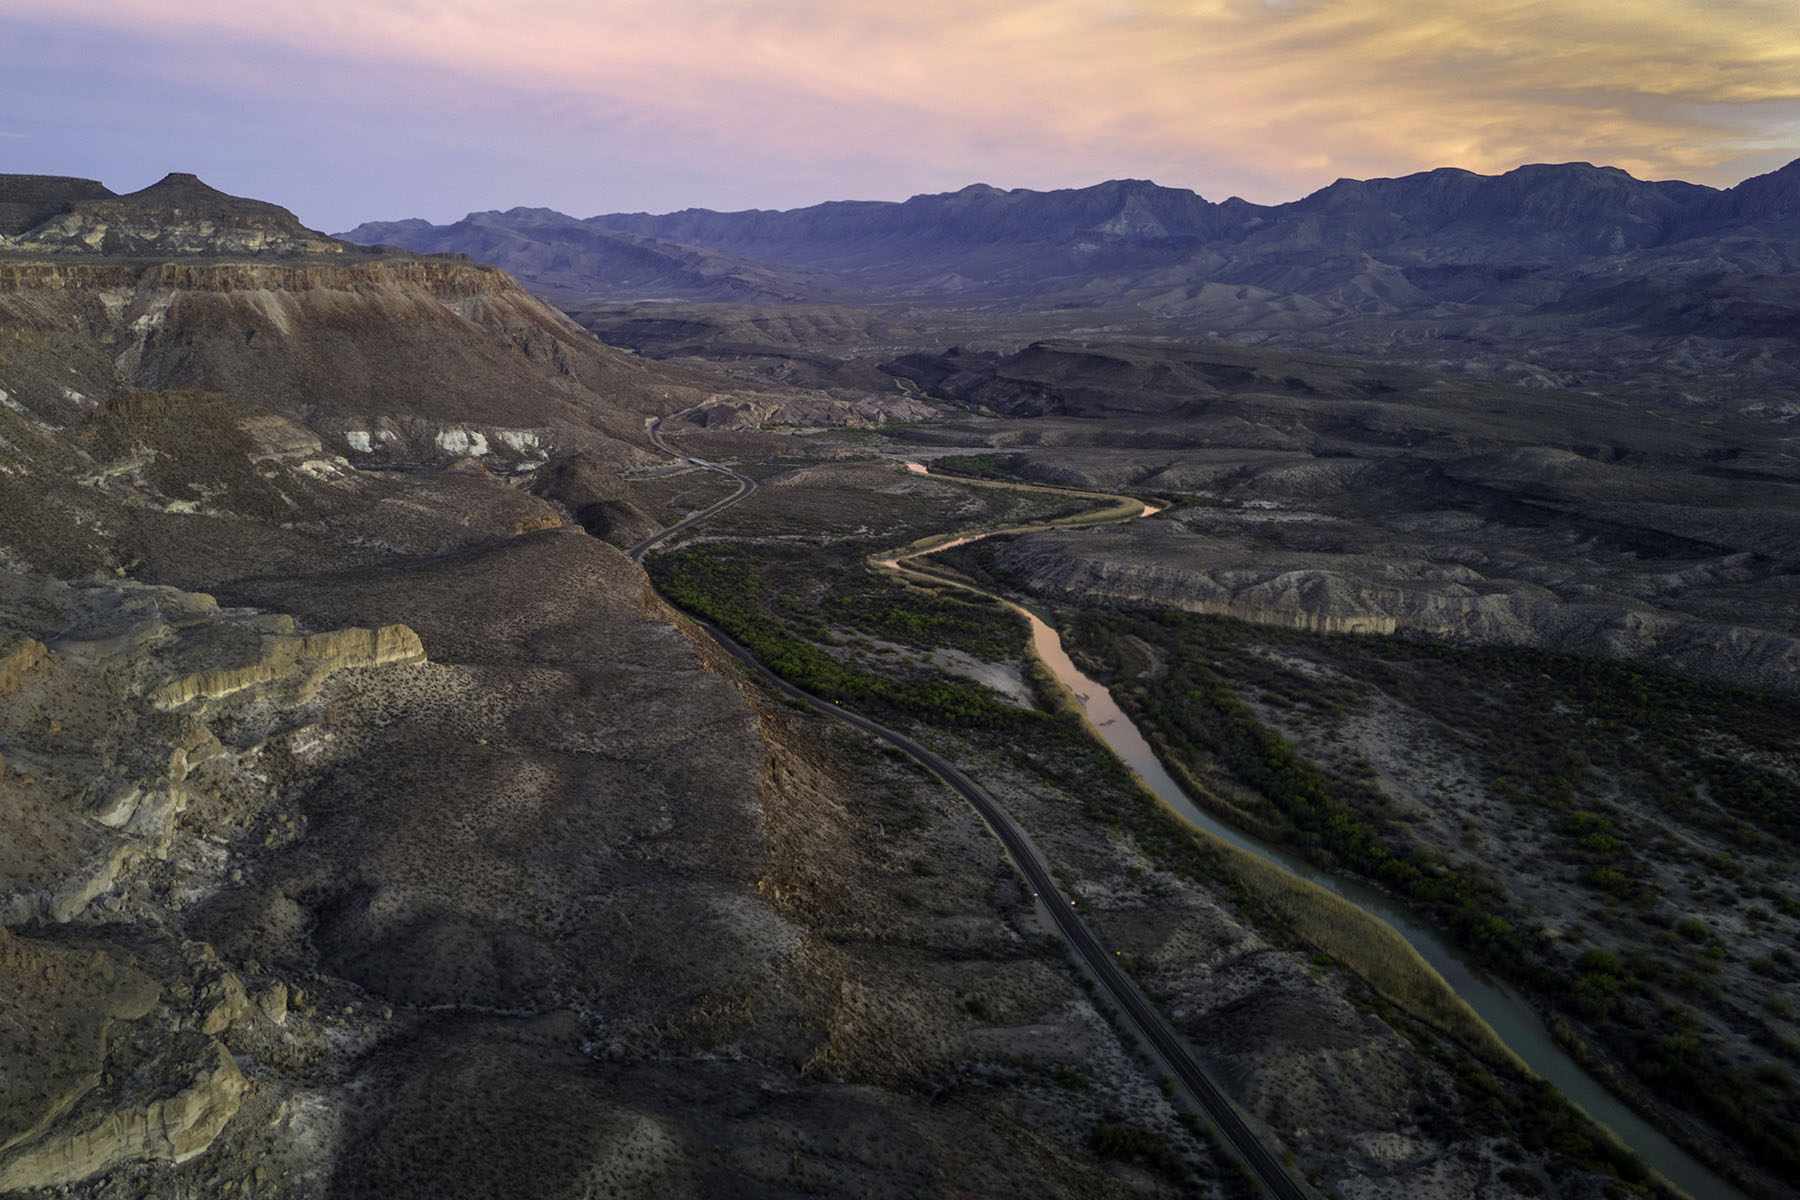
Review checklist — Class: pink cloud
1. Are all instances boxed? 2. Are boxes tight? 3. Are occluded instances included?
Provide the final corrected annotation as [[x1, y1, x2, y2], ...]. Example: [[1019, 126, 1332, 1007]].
[[16, 0, 1800, 214]]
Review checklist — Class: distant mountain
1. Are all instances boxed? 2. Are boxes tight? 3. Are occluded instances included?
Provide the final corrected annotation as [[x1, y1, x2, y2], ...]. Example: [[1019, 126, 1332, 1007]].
[[337, 160, 1800, 309], [341, 178, 1255, 298], [342, 206, 830, 303], [1693, 157, 1800, 225], [582, 179, 1248, 273]]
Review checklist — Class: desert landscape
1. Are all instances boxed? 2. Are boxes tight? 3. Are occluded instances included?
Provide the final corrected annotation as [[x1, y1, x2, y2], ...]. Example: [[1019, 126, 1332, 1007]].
[[1, 105, 1797, 1200]]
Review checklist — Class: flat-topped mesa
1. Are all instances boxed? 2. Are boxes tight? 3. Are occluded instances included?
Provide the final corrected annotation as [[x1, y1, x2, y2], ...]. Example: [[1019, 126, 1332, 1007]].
[[0, 171, 346, 257], [0, 175, 116, 237]]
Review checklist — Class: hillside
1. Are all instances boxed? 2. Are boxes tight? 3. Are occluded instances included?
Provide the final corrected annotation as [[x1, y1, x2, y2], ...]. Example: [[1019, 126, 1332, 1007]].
[[3, 174, 1160, 1198]]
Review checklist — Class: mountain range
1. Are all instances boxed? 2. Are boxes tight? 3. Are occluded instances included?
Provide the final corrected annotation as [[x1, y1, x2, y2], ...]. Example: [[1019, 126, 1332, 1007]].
[[340, 159, 1800, 306]]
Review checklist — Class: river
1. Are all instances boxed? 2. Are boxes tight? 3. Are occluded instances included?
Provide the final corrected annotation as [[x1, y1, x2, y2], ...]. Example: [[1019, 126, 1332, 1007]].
[[891, 465, 1740, 1200]]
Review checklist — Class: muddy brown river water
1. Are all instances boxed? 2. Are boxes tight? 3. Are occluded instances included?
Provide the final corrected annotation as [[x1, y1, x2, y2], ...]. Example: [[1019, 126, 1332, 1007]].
[[890, 462, 1741, 1200]]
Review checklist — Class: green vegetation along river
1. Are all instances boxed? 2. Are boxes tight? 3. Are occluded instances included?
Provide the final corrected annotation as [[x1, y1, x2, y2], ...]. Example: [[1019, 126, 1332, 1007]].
[[886, 464, 1744, 1200]]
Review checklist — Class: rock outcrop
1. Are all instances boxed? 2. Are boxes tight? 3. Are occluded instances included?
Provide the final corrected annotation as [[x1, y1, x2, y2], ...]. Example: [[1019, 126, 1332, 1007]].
[[0, 929, 160, 1159], [998, 514, 1800, 693], [0, 574, 429, 928], [0, 637, 50, 698], [0, 1038, 246, 1191], [2, 172, 342, 258], [0, 924, 253, 1192], [148, 623, 425, 711]]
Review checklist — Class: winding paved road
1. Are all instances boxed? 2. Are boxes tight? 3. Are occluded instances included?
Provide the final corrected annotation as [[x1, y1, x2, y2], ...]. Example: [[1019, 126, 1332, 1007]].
[[627, 417, 756, 562], [631, 430, 1310, 1199]]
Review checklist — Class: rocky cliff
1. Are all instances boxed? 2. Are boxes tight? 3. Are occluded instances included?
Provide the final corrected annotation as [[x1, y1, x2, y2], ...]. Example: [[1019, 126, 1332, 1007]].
[[997, 526, 1800, 693], [0, 175, 115, 238], [0, 252, 697, 472], [1, 173, 343, 258]]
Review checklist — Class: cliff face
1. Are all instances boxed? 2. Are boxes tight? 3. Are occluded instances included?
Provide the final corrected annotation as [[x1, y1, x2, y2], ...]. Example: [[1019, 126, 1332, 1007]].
[[1, 173, 342, 257], [999, 531, 1800, 693], [0, 175, 116, 237], [0, 251, 719, 471]]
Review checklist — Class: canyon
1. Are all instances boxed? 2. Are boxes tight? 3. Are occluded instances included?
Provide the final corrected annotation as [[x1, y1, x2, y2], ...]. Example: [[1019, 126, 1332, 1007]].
[[2, 163, 1798, 1198]]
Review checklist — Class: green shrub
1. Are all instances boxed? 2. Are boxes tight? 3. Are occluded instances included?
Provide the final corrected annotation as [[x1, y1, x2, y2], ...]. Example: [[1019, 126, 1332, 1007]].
[[1088, 1120, 1191, 1183]]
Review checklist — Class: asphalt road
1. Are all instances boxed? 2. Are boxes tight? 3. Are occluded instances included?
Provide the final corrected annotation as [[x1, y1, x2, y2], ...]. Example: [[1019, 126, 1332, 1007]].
[[632, 430, 1309, 1198], [627, 417, 756, 561]]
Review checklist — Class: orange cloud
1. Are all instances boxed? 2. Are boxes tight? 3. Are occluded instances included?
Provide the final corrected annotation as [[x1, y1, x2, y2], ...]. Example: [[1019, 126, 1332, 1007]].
[[23, 0, 1800, 203]]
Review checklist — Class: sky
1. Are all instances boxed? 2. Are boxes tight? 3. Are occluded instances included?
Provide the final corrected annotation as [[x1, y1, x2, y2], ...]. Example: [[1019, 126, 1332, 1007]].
[[4, 1, 1799, 232]]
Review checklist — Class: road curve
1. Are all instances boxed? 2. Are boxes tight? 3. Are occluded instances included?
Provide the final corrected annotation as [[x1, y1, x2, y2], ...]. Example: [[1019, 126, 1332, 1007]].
[[631, 433, 1309, 1198], [627, 417, 756, 562]]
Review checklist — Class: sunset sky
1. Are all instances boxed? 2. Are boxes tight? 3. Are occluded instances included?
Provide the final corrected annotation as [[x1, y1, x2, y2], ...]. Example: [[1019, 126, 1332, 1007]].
[[5, 1, 1798, 231]]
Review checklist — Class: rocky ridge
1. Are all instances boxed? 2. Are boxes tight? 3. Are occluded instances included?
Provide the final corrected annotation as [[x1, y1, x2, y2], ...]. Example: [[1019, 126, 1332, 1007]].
[[2, 173, 343, 258], [996, 525, 1800, 692]]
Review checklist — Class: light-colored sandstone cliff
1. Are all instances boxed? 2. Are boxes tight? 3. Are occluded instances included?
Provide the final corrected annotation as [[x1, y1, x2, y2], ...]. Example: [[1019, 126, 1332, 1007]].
[[148, 623, 425, 711], [0, 1039, 247, 1191]]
